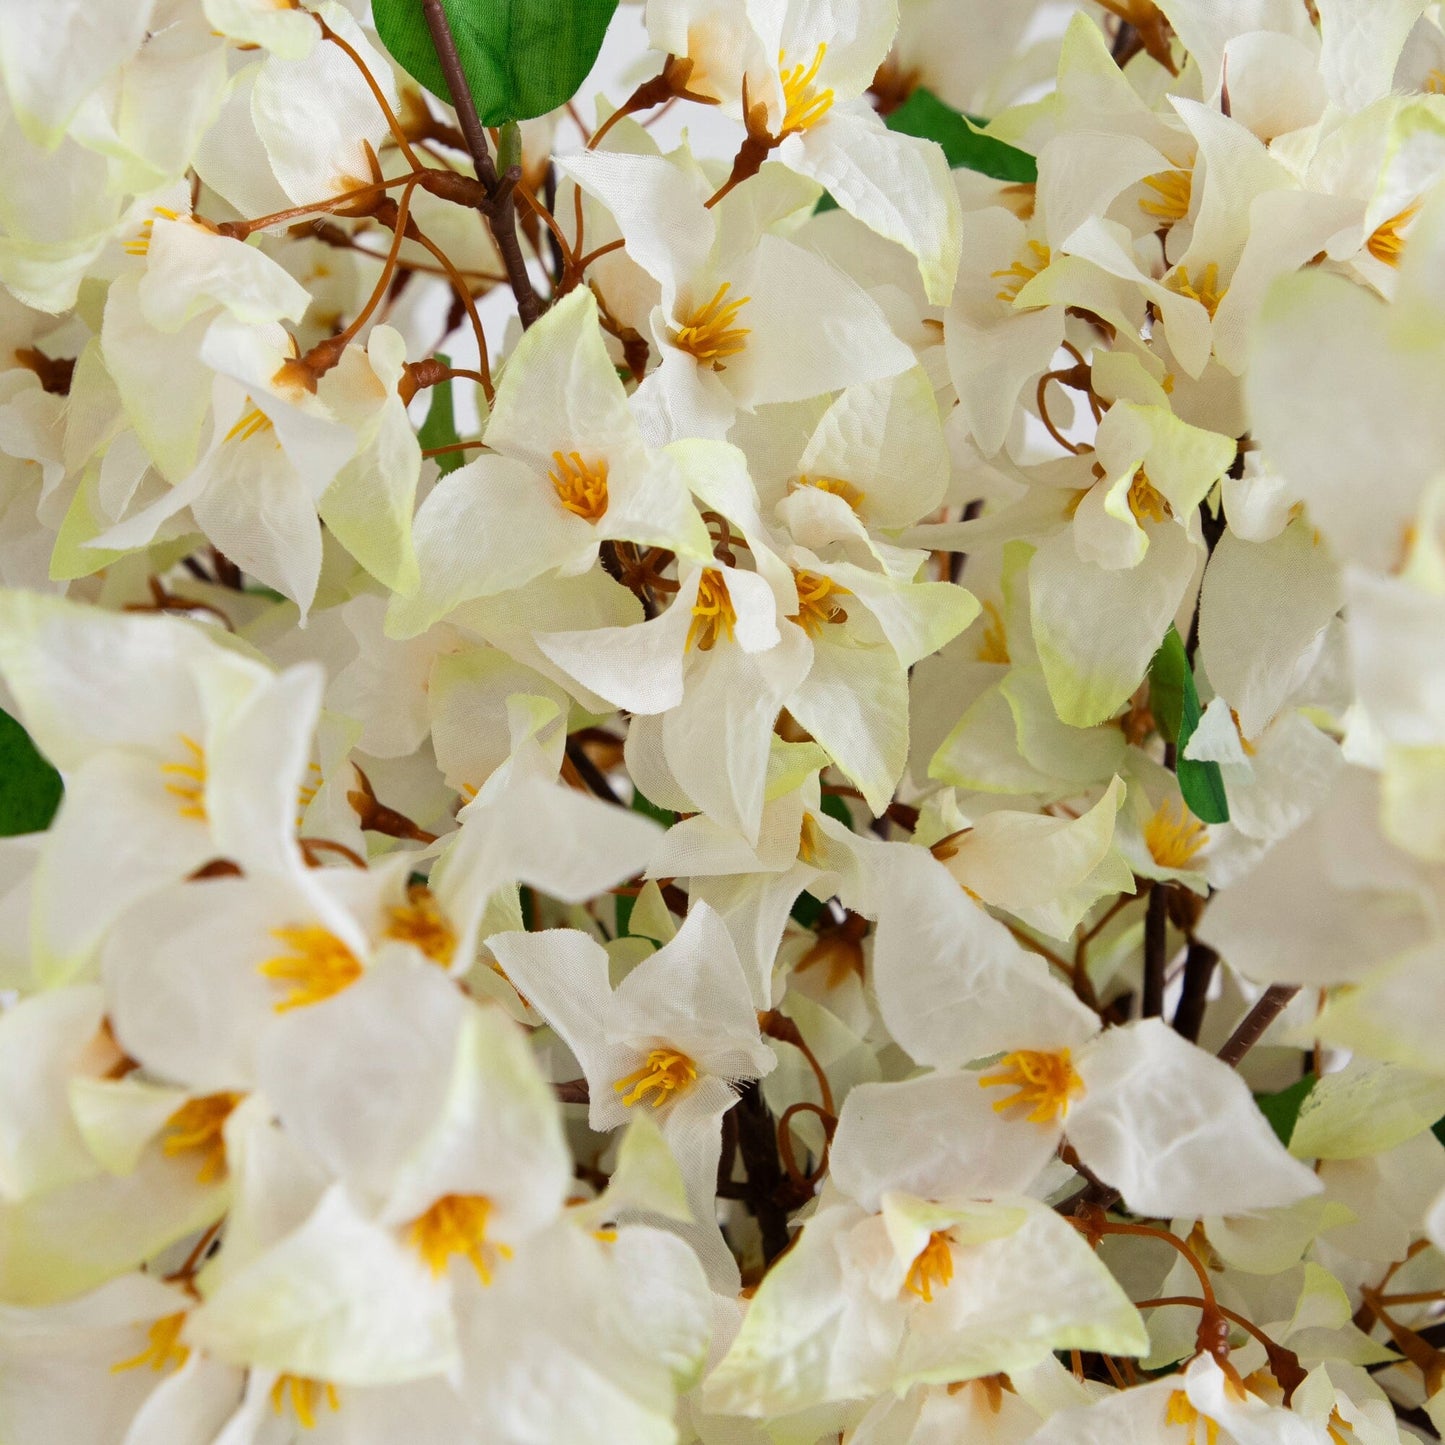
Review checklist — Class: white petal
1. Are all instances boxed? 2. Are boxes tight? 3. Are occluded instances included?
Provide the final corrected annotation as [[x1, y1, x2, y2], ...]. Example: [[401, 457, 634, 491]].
[[1069, 1020, 1323, 1217]]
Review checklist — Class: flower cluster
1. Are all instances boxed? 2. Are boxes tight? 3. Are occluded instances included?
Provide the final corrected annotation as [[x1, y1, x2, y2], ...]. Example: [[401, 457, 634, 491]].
[[0, 0, 1444, 1441]]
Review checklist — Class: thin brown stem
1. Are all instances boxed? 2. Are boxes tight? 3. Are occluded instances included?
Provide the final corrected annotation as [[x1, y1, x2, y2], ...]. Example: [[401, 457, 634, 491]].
[[514, 183, 577, 273], [1036, 373, 1086, 454], [404, 228, 494, 399], [1001, 921, 1077, 987], [1217, 984, 1300, 1068], [572, 237, 626, 272], [224, 171, 430, 239], [422, 438, 486, 459], [318, 18, 424, 172], [330, 181, 418, 350]]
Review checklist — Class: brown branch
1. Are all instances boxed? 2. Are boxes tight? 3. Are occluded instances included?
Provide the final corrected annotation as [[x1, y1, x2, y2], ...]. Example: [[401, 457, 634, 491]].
[[1216, 985, 1299, 1068], [1171, 940, 1219, 1042], [1142, 882, 1170, 1018], [734, 1082, 794, 1263], [564, 738, 625, 808], [418, 0, 541, 327]]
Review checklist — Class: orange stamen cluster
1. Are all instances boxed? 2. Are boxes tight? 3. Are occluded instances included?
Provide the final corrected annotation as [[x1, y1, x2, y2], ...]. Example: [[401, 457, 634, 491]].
[[978, 1048, 1084, 1124]]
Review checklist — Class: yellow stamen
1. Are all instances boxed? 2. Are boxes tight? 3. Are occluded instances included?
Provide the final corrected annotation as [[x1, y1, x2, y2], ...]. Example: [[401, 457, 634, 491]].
[[1229, 708, 1257, 758], [1366, 201, 1422, 267], [992, 240, 1051, 304], [792, 474, 866, 513], [162, 1091, 242, 1183], [112, 1312, 190, 1374], [295, 762, 322, 828], [384, 884, 456, 969], [976, 599, 1010, 664], [1145, 797, 1208, 870], [686, 568, 737, 652], [1425, 68, 1445, 94], [259, 925, 363, 1011], [978, 1048, 1084, 1124], [904, 1230, 955, 1302], [673, 282, 751, 367], [613, 1048, 698, 1108], [1169, 262, 1226, 318], [1165, 1391, 1220, 1445], [124, 206, 181, 257], [161, 734, 207, 820], [798, 812, 821, 865], [1140, 169, 1192, 225], [270, 1375, 340, 1431], [408, 1193, 512, 1284], [789, 570, 848, 637], [549, 450, 610, 522], [1127, 466, 1171, 525], [223, 401, 275, 444], [779, 44, 834, 134]]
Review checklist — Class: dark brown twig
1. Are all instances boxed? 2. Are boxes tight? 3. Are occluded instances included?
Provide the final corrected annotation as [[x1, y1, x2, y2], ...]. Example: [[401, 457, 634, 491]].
[[1172, 940, 1219, 1042], [1142, 882, 1170, 1018], [418, 0, 541, 326], [1216, 984, 1300, 1068]]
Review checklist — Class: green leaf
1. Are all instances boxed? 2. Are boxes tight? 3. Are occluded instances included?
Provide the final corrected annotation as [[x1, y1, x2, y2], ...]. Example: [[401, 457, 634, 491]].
[[373, 0, 620, 127], [630, 788, 676, 829], [615, 891, 636, 938], [1147, 626, 1229, 826], [885, 88, 1037, 183], [820, 792, 853, 830], [1256, 1074, 1315, 1147], [790, 891, 825, 930], [816, 87, 1036, 213], [0, 706, 62, 836], [417, 353, 467, 477]]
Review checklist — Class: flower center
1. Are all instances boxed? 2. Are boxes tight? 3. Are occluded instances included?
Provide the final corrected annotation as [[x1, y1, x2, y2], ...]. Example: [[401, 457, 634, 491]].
[[384, 884, 456, 968], [163, 1091, 242, 1182], [978, 1048, 1084, 1124], [111, 1312, 190, 1375], [224, 400, 276, 445], [295, 761, 322, 828], [270, 1375, 340, 1430], [409, 1193, 513, 1284], [904, 1230, 955, 1302], [1168, 262, 1226, 318], [258, 925, 363, 1011], [125, 205, 182, 258], [686, 568, 738, 652], [613, 1048, 698, 1108], [779, 43, 834, 134], [673, 283, 751, 368], [992, 240, 1051, 304], [1145, 797, 1208, 869], [162, 734, 207, 821], [1127, 466, 1172, 525], [790, 570, 849, 637], [1140, 169, 1192, 226], [976, 600, 1010, 664], [792, 474, 866, 512], [1366, 201, 1422, 268], [549, 450, 610, 522], [1165, 1391, 1220, 1445]]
